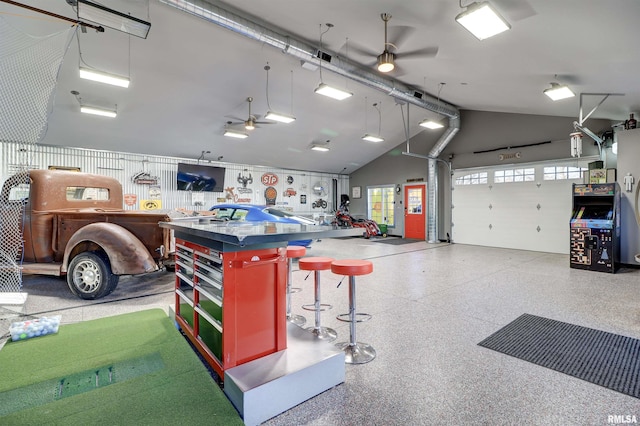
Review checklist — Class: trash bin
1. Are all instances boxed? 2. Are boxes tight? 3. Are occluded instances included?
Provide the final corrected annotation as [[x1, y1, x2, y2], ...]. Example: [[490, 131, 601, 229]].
[[377, 223, 387, 237]]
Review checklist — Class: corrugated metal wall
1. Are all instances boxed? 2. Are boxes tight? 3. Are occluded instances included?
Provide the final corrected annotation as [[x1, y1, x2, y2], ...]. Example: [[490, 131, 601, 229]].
[[0, 142, 348, 215]]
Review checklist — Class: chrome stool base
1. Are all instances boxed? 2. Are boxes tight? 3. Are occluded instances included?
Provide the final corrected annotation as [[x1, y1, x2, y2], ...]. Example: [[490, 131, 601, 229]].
[[287, 313, 306, 327], [306, 326, 337, 342], [336, 342, 376, 364], [302, 303, 332, 312], [337, 312, 372, 323]]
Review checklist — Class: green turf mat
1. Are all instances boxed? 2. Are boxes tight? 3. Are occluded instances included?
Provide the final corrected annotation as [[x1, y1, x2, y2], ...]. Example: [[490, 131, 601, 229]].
[[0, 309, 243, 425]]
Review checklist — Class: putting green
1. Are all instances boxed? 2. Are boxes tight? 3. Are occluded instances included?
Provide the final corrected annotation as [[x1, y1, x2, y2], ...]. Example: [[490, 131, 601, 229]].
[[0, 309, 243, 425]]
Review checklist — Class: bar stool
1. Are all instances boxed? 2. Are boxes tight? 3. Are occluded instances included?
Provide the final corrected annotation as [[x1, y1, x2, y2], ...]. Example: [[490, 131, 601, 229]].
[[286, 245, 306, 327], [300, 256, 337, 341], [331, 259, 375, 364]]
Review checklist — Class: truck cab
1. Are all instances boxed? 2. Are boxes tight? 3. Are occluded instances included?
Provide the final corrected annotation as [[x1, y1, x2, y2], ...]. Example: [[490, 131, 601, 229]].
[[1, 169, 173, 299]]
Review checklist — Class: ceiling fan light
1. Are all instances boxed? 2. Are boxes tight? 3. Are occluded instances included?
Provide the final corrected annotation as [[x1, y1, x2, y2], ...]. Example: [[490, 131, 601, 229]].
[[543, 83, 575, 101], [455, 1, 510, 41], [265, 111, 296, 123], [362, 133, 384, 142], [224, 129, 249, 139], [377, 52, 395, 73], [419, 119, 444, 129], [80, 106, 117, 118], [79, 67, 130, 88], [314, 83, 353, 101], [244, 119, 256, 130]]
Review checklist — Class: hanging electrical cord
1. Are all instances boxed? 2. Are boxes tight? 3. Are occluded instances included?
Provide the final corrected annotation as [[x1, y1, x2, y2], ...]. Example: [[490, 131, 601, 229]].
[[289, 69, 294, 115], [264, 62, 272, 111], [373, 101, 382, 136], [363, 96, 368, 133], [318, 23, 333, 83], [436, 82, 445, 114], [76, 22, 131, 82]]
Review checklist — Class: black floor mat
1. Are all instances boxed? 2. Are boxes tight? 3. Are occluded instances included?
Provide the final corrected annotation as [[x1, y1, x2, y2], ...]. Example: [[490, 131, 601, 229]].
[[478, 313, 640, 398], [372, 238, 422, 245]]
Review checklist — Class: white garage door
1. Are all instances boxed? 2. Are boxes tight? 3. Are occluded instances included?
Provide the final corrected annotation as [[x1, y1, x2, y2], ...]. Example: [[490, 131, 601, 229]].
[[452, 158, 595, 254]]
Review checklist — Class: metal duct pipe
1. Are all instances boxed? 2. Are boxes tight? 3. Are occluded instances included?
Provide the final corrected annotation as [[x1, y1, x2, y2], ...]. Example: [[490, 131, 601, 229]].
[[163, 0, 462, 243], [160, 0, 460, 119], [427, 116, 460, 243]]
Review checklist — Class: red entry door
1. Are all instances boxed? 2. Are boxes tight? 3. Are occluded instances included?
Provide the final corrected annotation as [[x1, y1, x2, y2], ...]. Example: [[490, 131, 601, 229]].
[[404, 184, 426, 240]]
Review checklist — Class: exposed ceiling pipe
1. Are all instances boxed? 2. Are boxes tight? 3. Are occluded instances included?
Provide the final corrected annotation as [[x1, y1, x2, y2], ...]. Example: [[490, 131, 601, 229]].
[[162, 0, 462, 244], [160, 0, 460, 120]]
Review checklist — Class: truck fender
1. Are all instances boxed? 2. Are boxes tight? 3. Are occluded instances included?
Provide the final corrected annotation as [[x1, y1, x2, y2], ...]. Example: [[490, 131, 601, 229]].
[[61, 222, 159, 275]]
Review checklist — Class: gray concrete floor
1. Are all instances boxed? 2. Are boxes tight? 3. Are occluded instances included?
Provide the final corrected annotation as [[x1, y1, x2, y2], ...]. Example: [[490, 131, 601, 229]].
[[2, 237, 639, 425]]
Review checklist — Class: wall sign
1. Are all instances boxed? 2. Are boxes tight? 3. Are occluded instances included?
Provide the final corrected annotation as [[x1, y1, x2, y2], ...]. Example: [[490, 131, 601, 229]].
[[499, 152, 521, 161], [123, 193, 137, 206], [261, 172, 278, 186]]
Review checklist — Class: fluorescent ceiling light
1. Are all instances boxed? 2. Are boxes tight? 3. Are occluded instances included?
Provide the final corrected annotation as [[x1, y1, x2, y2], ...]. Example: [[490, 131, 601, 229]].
[[543, 83, 575, 101], [77, 0, 151, 39], [265, 111, 296, 123], [224, 129, 249, 139], [362, 134, 384, 142], [419, 119, 444, 129], [80, 67, 130, 88], [455, 1, 510, 41], [311, 143, 330, 152], [81, 106, 117, 118], [314, 83, 353, 101]]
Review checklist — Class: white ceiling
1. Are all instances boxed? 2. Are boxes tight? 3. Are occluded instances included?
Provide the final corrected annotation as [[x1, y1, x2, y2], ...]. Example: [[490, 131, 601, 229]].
[[2, 0, 639, 174]]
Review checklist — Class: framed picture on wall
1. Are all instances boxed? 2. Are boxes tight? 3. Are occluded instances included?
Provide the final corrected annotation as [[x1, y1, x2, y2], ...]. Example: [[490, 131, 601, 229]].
[[352, 186, 361, 199]]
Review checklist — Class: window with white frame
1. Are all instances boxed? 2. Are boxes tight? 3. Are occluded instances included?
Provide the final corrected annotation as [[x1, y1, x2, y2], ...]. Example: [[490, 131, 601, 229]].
[[494, 168, 535, 183], [367, 186, 395, 227], [455, 172, 488, 186], [543, 166, 586, 180]]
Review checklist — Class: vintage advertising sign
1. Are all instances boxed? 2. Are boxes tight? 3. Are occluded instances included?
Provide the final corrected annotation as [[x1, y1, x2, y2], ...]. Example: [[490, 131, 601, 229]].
[[261, 172, 278, 186], [123, 193, 137, 206]]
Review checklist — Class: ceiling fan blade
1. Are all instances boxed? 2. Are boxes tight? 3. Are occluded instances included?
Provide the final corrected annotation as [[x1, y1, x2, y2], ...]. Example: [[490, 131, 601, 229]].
[[345, 40, 378, 58], [225, 115, 245, 122], [387, 25, 415, 50], [255, 121, 276, 125], [398, 46, 439, 60], [388, 63, 407, 77]]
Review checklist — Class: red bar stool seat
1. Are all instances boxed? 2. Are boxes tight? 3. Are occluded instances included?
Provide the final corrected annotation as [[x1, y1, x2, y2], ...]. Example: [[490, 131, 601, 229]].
[[331, 259, 375, 364], [299, 256, 337, 341], [286, 246, 307, 326]]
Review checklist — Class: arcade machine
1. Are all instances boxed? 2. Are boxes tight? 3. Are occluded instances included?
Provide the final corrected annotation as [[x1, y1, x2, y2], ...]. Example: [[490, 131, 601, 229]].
[[570, 183, 620, 273]]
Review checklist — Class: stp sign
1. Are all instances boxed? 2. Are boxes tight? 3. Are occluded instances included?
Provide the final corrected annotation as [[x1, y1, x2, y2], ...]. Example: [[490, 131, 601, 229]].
[[261, 172, 278, 186]]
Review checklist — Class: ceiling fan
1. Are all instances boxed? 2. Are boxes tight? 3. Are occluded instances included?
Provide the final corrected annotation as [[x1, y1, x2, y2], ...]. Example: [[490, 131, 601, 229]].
[[226, 97, 274, 130], [350, 13, 439, 76]]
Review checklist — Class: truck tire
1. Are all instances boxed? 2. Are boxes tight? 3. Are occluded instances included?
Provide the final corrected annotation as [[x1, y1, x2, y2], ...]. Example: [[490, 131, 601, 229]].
[[67, 252, 119, 300]]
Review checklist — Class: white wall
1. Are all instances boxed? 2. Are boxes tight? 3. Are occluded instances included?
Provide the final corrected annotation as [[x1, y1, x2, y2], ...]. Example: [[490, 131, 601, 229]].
[[616, 128, 640, 264], [351, 110, 613, 241]]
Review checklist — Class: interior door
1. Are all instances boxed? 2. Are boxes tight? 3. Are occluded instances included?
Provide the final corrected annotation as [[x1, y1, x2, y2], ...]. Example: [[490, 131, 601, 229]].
[[404, 184, 426, 240]]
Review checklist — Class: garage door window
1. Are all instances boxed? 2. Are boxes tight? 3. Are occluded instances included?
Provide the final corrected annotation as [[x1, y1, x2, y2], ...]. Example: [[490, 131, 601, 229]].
[[455, 172, 488, 185], [543, 166, 586, 180], [494, 168, 535, 183]]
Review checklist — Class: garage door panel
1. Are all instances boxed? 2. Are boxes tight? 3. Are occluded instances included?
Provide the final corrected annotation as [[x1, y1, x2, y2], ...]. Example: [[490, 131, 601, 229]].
[[452, 162, 588, 254]]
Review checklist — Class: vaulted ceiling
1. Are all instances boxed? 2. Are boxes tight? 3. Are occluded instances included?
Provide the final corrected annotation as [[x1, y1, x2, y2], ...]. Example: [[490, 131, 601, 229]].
[[1, 0, 638, 173]]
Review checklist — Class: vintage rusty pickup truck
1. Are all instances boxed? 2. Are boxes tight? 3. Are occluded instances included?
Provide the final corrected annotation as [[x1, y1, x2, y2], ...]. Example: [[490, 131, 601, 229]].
[[1, 169, 174, 299]]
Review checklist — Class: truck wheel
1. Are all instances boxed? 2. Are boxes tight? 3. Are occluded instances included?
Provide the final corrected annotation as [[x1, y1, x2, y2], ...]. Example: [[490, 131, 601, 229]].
[[67, 252, 119, 300]]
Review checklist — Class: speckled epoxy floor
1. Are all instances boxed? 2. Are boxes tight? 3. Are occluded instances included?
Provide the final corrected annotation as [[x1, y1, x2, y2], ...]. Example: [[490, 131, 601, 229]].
[[2, 237, 639, 425]]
